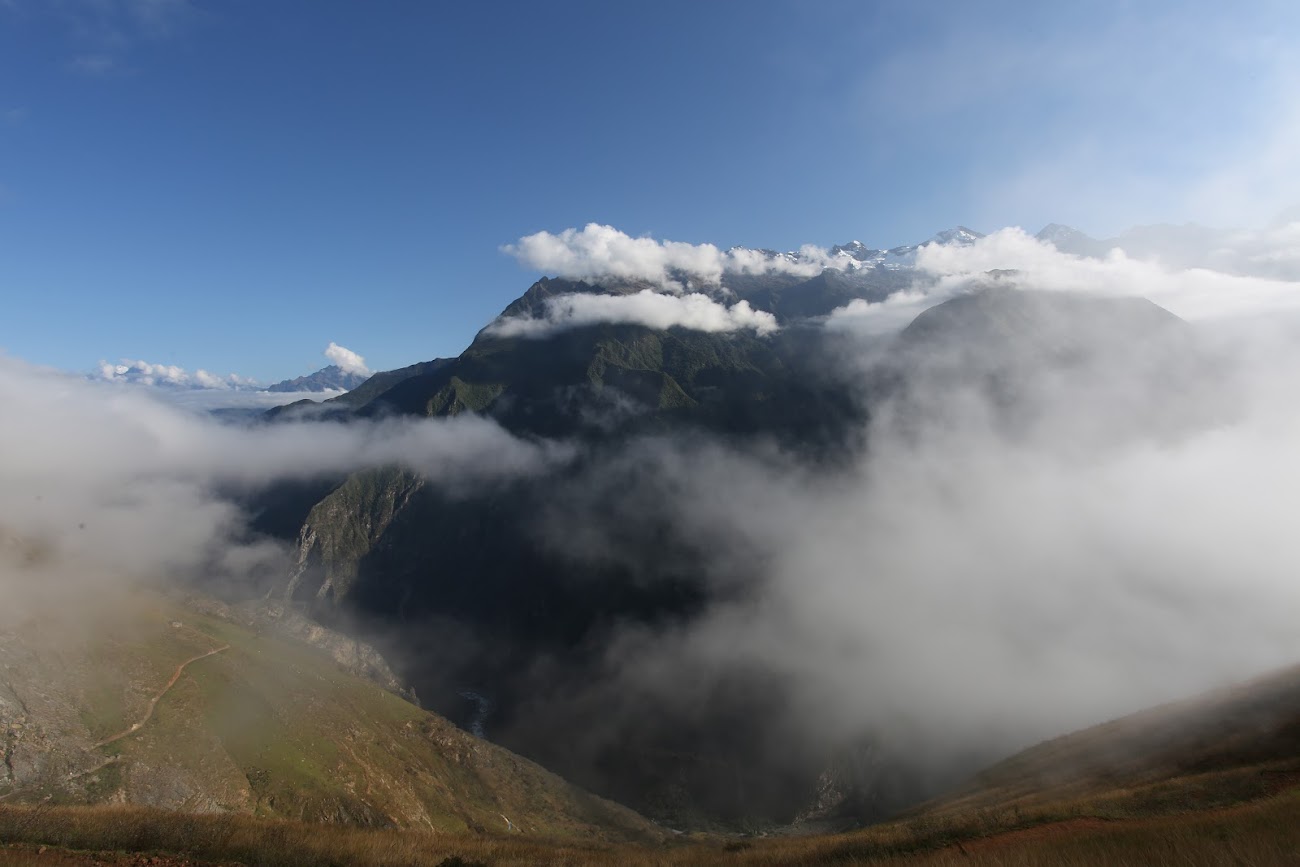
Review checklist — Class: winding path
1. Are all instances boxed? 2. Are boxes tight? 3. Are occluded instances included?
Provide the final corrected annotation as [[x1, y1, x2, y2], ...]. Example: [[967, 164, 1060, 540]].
[[94, 644, 229, 748]]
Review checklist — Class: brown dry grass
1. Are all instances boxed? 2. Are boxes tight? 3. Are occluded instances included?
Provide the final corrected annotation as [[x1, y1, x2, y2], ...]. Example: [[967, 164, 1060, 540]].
[[3, 780, 1299, 866], [4, 660, 1299, 865]]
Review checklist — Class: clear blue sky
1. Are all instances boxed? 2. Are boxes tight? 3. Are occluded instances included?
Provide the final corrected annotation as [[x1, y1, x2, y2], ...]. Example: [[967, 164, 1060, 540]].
[[2, 0, 1297, 381]]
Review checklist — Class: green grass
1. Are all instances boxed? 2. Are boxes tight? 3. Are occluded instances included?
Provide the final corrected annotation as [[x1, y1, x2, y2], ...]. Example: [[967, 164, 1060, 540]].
[[0, 595, 652, 841]]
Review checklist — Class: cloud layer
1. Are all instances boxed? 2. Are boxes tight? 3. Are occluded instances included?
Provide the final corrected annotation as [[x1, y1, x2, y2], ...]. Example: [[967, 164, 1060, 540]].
[[0, 359, 570, 623], [920, 226, 1300, 322], [95, 358, 258, 390], [822, 224, 1300, 338], [485, 289, 778, 339]]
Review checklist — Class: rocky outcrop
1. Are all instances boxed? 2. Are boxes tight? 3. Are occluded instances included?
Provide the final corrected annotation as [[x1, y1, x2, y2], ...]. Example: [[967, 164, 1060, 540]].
[[282, 468, 425, 613]]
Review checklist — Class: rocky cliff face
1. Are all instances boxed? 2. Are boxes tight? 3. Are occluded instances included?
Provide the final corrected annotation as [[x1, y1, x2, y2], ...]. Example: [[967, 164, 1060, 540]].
[[284, 468, 426, 613]]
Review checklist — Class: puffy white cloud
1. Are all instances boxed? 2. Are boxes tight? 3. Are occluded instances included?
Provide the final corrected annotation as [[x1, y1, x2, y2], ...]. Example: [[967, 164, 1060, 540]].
[[485, 289, 779, 339], [504, 223, 727, 289], [324, 341, 370, 376], [94, 358, 256, 390], [503, 223, 832, 291]]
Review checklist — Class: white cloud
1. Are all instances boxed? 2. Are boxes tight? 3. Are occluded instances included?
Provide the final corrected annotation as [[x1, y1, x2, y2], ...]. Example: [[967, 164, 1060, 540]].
[[324, 341, 370, 376], [93, 358, 256, 390], [0, 357, 573, 622], [1200, 222, 1300, 282], [913, 227, 1300, 323], [825, 289, 939, 336], [503, 223, 833, 291], [484, 289, 779, 339], [824, 226, 1300, 338]]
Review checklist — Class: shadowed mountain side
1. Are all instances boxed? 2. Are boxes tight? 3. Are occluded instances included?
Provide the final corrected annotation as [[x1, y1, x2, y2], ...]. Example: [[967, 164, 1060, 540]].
[[351, 320, 864, 446], [326, 357, 457, 410]]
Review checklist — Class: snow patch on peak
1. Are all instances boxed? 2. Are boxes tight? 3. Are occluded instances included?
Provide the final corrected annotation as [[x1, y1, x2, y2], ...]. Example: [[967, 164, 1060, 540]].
[[926, 226, 984, 246]]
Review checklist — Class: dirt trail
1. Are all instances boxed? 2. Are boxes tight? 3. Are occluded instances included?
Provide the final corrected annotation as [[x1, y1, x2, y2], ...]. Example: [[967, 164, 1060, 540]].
[[94, 645, 229, 748]]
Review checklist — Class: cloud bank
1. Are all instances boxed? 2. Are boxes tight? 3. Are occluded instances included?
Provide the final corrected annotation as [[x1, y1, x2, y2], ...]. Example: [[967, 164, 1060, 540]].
[[0, 359, 570, 623], [485, 289, 778, 339], [918, 226, 1300, 323]]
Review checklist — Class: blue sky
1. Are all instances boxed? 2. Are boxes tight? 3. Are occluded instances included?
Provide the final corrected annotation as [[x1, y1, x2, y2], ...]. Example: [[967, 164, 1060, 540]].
[[1, 0, 1297, 382]]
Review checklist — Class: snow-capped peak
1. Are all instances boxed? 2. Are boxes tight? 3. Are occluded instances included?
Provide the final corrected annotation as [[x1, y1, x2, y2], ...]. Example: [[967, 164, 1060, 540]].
[[925, 226, 984, 246]]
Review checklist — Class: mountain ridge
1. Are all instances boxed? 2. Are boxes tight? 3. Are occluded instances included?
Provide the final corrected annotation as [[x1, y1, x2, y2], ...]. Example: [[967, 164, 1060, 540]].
[[266, 364, 370, 393]]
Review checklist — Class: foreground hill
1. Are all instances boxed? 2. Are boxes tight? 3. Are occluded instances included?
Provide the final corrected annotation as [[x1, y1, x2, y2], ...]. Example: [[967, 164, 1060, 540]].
[[3, 661, 1298, 864], [913, 662, 1300, 822], [0, 590, 661, 844]]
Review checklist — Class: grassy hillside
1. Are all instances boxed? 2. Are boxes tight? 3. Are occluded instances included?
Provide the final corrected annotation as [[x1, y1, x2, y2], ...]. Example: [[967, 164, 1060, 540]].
[[3, 756, 1297, 865], [0, 591, 661, 844], [4, 660, 1299, 864], [911, 663, 1300, 822]]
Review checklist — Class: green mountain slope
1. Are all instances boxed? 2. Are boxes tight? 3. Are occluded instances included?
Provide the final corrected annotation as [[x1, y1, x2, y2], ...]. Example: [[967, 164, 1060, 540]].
[[0, 590, 661, 843]]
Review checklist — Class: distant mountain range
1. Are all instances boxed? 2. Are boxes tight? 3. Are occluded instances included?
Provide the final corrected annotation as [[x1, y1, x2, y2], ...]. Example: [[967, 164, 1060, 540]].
[[92, 361, 369, 396]]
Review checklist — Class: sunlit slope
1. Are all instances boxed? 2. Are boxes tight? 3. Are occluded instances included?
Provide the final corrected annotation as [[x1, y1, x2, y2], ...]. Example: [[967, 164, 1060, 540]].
[[0, 594, 661, 843]]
